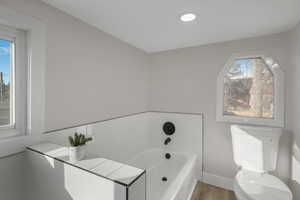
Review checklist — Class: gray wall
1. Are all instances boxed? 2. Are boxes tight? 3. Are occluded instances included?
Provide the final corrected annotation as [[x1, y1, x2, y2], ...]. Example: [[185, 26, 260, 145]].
[[291, 22, 300, 160], [0, 0, 149, 131], [290, 23, 300, 200], [149, 32, 292, 181], [0, 0, 149, 199], [0, 153, 25, 200]]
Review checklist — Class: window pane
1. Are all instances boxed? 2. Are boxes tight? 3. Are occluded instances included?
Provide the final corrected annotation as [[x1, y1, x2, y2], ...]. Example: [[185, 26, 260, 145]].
[[0, 39, 13, 126], [223, 57, 274, 118]]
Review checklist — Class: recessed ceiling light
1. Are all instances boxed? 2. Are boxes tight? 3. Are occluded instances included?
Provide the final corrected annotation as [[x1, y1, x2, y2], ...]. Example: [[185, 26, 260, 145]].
[[180, 13, 196, 22]]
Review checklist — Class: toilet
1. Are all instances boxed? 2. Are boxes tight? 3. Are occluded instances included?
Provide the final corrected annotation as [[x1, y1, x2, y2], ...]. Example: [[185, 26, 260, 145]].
[[231, 125, 293, 200]]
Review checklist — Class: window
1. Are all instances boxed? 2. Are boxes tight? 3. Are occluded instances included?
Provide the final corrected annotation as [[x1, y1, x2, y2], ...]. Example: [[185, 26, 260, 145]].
[[224, 57, 274, 118], [0, 39, 13, 127], [0, 6, 45, 156], [0, 24, 27, 137], [217, 55, 284, 127]]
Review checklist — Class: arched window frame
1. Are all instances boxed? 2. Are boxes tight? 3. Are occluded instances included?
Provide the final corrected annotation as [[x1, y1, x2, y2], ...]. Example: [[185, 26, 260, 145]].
[[216, 54, 284, 127]]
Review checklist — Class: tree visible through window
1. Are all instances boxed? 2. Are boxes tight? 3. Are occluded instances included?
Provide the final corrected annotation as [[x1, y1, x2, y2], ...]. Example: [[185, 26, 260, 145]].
[[0, 39, 13, 126], [223, 57, 274, 119]]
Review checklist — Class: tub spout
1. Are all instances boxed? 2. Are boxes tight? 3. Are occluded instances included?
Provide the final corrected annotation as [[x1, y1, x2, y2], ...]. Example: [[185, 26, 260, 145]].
[[164, 137, 171, 145]]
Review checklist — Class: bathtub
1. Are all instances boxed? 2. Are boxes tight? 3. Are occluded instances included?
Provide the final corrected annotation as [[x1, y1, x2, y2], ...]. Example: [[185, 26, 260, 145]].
[[127, 149, 198, 200]]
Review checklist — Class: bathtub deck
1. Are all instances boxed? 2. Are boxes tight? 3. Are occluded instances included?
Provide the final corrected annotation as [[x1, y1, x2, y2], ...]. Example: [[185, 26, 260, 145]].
[[191, 182, 236, 200]]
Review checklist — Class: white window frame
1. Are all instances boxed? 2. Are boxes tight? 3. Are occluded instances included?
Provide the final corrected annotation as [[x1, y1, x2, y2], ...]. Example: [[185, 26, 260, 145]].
[[0, 5, 45, 141], [216, 54, 284, 127], [0, 25, 27, 138]]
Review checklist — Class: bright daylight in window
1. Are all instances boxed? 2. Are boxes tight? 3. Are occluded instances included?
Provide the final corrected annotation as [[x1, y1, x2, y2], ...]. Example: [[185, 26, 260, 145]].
[[0, 39, 14, 127], [223, 57, 274, 119]]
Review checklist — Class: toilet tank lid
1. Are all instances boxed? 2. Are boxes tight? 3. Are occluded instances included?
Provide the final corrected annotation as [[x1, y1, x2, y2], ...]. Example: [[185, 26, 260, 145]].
[[231, 124, 282, 138]]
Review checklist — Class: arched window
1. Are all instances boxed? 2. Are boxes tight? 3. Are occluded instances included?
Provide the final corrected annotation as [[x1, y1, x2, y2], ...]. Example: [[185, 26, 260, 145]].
[[217, 54, 284, 127]]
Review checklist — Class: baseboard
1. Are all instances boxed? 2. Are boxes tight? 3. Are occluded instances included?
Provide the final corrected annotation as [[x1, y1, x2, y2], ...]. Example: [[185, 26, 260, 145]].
[[202, 172, 234, 191]]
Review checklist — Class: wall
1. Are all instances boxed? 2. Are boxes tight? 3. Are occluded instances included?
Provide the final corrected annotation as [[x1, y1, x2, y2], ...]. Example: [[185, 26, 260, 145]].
[[44, 113, 151, 164], [147, 112, 203, 179], [290, 23, 300, 200], [0, 153, 25, 200], [0, 0, 149, 199], [42, 111, 203, 170], [149, 32, 292, 185], [0, 0, 149, 131], [87, 113, 150, 163]]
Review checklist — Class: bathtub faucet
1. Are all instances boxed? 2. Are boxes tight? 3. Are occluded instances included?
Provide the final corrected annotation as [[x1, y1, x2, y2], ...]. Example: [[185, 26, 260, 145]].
[[164, 137, 171, 145]]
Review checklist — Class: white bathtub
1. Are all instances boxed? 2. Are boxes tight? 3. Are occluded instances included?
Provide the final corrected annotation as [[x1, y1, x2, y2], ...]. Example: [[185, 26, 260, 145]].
[[127, 149, 198, 200]]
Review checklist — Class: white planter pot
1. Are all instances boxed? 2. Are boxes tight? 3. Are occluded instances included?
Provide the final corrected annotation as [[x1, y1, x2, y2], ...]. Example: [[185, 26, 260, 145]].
[[69, 145, 86, 163]]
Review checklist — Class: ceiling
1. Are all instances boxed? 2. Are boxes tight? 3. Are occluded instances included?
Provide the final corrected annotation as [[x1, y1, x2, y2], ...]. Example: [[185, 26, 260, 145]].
[[42, 0, 300, 53]]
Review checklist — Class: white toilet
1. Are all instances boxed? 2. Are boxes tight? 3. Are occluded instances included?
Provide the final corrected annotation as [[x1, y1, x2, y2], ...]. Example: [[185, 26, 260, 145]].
[[231, 125, 293, 200]]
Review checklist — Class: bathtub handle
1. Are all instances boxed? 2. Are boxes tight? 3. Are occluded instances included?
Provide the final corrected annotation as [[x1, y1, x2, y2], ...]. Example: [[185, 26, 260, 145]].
[[163, 122, 175, 135]]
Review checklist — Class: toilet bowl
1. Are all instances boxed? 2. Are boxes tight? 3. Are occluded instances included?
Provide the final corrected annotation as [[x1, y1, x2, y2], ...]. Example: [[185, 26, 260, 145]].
[[231, 125, 293, 200], [234, 170, 292, 200]]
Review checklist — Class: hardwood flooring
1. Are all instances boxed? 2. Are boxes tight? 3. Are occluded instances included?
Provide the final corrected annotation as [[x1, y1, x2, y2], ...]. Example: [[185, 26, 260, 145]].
[[191, 182, 236, 200]]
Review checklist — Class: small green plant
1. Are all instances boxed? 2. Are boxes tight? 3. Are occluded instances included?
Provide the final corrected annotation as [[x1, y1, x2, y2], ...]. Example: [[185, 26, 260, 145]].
[[68, 132, 93, 147]]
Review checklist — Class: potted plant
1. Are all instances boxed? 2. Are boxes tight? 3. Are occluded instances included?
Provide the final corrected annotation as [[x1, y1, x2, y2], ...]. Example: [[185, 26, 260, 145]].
[[68, 133, 93, 163]]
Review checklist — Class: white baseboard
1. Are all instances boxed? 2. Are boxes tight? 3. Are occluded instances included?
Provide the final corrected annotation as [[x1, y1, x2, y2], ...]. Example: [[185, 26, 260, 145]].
[[202, 172, 234, 191]]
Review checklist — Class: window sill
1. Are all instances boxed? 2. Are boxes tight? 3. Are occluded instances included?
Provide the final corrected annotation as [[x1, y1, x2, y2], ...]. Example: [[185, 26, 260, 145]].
[[216, 114, 284, 128], [0, 129, 23, 140], [0, 134, 41, 158]]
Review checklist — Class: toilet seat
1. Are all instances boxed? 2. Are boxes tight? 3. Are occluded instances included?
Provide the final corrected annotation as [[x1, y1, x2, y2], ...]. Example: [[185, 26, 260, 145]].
[[234, 170, 293, 200]]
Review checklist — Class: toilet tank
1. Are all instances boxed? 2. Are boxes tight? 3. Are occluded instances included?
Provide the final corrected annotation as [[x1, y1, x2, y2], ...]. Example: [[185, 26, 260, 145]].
[[231, 125, 282, 172]]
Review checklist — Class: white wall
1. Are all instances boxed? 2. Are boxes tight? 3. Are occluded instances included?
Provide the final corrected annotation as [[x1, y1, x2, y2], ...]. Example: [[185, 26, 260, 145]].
[[148, 112, 203, 179], [290, 23, 300, 200], [43, 113, 151, 164], [0, 0, 149, 131], [42, 112, 203, 171], [87, 113, 150, 163], [149, 32, 292, 183]]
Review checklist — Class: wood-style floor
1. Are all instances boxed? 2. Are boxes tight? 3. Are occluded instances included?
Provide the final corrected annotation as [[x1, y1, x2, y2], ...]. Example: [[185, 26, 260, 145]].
[[191, 182, 236, 200]]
